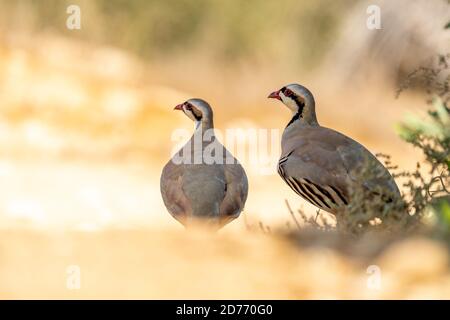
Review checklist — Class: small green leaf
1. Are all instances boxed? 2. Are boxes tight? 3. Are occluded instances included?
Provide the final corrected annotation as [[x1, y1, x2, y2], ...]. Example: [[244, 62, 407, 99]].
[[439, 201, 450, 226], [434, 97, 450, 124], [430, 197, 450, 232]]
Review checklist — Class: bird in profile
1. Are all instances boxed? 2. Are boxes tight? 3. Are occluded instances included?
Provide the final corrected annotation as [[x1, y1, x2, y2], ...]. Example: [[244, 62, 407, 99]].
[[160, 98, 248, 230], [268, 83, 401, 217]]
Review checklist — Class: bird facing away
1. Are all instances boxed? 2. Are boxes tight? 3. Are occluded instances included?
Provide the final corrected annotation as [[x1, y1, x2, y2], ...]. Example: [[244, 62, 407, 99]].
[[160, 98, 248, 230], [268, 84, 401, 217]]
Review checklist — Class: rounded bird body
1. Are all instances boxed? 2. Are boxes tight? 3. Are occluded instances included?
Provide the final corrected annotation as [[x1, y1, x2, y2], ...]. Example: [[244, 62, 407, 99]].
[[269, 84, 401, 216], [160, 99, 248, 230]]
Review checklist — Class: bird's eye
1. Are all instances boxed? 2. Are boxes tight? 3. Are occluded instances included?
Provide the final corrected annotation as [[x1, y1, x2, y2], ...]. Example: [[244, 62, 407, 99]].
[[185, 104, 192, 111], [284, 89, 293, 97]]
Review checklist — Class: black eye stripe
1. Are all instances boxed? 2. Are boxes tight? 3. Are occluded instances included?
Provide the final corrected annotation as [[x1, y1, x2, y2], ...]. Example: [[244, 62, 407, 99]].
[[280, 87, 295, 98]]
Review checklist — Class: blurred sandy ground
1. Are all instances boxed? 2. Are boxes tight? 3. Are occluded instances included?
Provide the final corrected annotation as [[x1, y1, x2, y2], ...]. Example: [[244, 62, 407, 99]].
[[1, 229, 450, 299], [0, 0, 449, 298]]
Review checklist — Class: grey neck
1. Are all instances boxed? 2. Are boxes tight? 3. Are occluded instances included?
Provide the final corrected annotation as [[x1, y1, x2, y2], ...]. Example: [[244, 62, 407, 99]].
[[282, 109, 317, 142], [192, 118, 215, 144], [195, 117, 214, 132], [285, 107, 319, 130]]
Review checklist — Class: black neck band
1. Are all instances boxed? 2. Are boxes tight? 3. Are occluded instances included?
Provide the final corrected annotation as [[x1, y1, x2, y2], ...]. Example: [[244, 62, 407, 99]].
[[286, 99, 305, 128], [193, 113, 202, 122]]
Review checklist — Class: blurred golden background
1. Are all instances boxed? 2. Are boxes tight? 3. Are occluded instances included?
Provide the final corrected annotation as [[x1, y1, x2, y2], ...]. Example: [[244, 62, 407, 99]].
[[0, 0, 449, 299]]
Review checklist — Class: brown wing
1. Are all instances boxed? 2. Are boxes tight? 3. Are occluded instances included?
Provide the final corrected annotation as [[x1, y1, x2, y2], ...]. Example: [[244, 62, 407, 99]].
[[279, 126, 400, 212], [219, 161, 249, 224], [160, 160, 192, 225]]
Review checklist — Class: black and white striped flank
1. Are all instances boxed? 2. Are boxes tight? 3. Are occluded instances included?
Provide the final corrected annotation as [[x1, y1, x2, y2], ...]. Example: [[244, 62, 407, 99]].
[[277, 155, 349, 212]]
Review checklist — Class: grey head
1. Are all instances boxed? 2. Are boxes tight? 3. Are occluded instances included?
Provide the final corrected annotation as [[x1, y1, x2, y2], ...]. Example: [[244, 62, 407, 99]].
[[174, 98, 214, 128], [268, 83, 318, 126]]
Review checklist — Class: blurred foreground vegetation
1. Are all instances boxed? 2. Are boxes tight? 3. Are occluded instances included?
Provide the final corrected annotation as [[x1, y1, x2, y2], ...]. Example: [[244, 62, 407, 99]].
[[396, 54, 450, 239]]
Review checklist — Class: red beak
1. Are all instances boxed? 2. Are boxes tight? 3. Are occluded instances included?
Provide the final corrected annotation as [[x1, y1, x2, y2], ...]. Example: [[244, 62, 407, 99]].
[[268, 90, 281, 101], [174, 103, 184, 110]]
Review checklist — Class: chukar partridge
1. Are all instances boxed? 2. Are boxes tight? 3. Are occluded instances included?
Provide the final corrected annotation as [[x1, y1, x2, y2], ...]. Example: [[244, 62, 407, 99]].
[[268, 84, 400, 216], [160, 98, 248, 229]]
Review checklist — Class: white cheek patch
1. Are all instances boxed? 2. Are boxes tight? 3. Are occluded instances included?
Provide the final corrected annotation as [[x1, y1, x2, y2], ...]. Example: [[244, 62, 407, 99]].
[[183, 108, 196, 122], [280, 92, 298, 113]]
